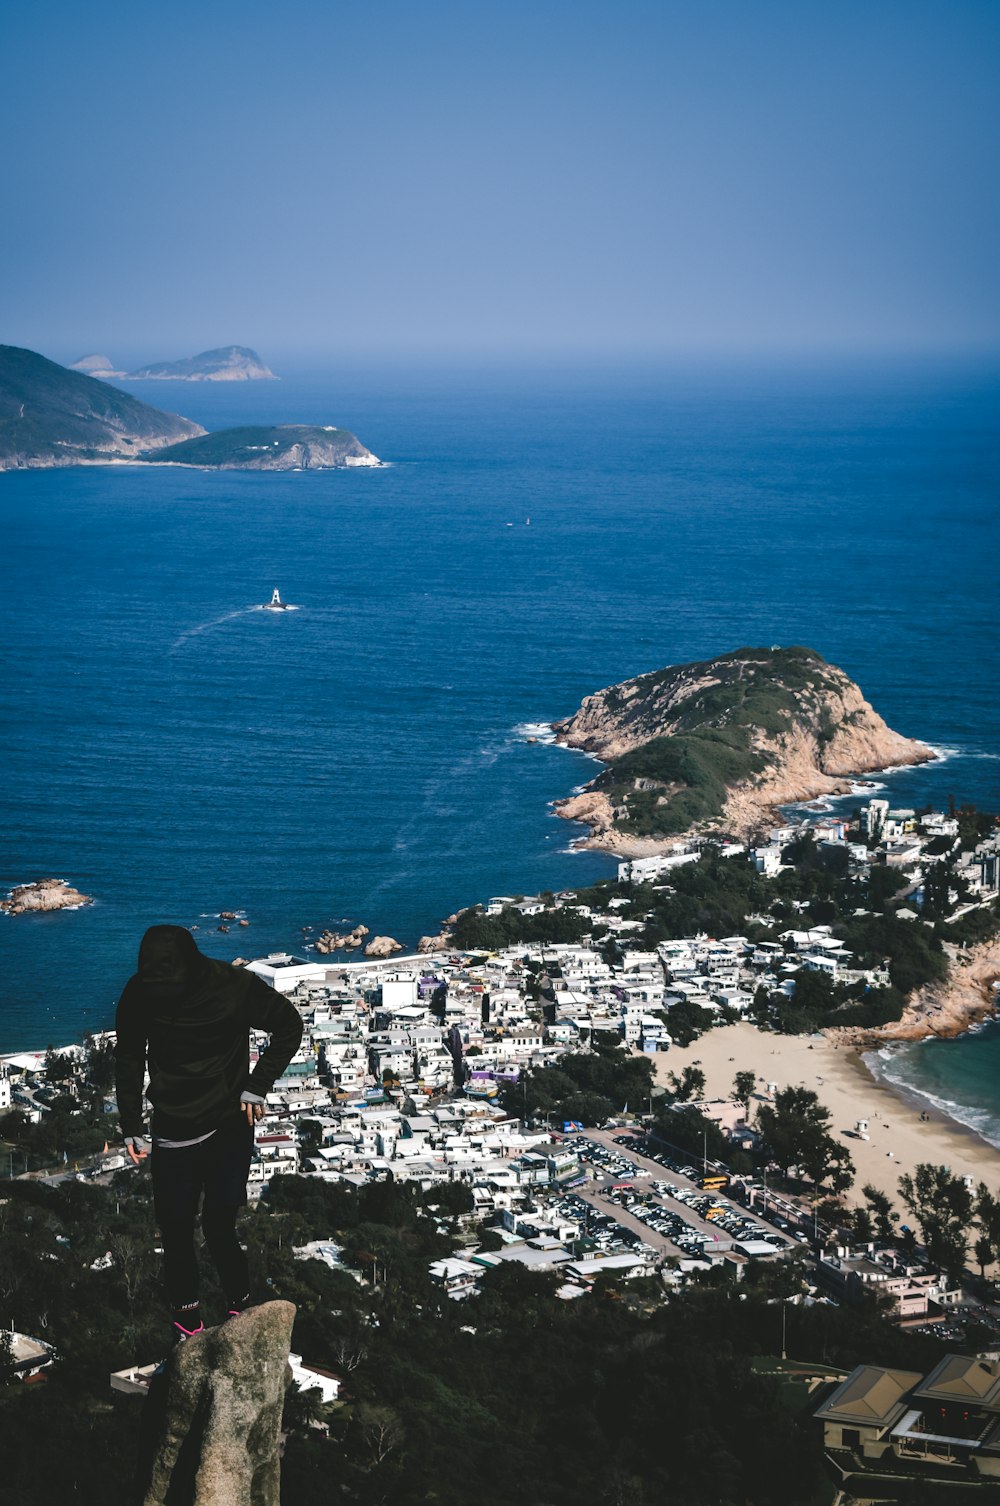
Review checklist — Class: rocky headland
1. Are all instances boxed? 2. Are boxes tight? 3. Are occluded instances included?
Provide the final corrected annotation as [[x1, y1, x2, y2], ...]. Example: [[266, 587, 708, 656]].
[[0, 346, 379, 471], [552, 646, 933, 854], [2, 878, 94, 915], [827, 935, 1000, 1048], [147, 424, 380, 470]]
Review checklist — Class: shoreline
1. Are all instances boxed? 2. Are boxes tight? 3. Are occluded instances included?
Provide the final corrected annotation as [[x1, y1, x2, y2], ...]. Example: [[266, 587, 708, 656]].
[[826, 936, 1000, 1048], [652, 1020, 1000, 1208]]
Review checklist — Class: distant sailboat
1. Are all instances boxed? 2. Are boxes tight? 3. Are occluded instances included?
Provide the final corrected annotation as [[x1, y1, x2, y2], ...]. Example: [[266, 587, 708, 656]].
[[263, 587, 289, 612]]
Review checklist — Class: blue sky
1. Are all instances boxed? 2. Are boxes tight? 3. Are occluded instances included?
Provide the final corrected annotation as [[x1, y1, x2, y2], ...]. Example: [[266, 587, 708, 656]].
[[2, 0, 997, 362]]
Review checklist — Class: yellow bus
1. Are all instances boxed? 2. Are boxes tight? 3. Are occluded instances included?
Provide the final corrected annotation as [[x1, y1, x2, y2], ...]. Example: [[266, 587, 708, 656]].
[[699, 1173, 729, 1193]]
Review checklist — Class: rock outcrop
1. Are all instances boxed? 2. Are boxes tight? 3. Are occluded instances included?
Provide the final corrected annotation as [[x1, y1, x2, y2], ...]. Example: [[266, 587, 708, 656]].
[[365, 935, 404, 958], [827, 936, 1000, 1048], [135, 1301, 295, 1506], [314, 923, 369, 954], [418, 932, 452, 953], [2, 877, 94, 915], [552, 646, 933, 850]]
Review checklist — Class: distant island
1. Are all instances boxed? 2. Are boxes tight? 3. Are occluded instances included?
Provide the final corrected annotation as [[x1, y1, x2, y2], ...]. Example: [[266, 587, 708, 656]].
[[553, 645, 934, 852], [149, 424, 380, 470], [0, 345, 379, 471], [70, 345, 276, 382], [123, 345, 277, 382], [67, 353, 127, 378]]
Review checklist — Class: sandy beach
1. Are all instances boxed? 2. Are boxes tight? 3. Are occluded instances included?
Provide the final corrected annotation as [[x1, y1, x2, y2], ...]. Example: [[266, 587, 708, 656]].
[[652, 1021, 1000, 1210]]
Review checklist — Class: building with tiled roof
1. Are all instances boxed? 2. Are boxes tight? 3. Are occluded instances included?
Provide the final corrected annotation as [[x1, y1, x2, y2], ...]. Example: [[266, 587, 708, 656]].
[[817, 1355, 1000, 1486]]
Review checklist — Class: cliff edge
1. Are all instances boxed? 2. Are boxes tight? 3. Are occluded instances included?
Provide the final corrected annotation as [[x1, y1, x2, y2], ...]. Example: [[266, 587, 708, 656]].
[[552, 646, 932, 852]]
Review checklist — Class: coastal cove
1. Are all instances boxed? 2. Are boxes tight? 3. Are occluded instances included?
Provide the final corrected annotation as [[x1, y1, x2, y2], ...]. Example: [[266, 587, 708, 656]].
[[1, 358, 998, 1066], [654, 1021, 1000, 1203]]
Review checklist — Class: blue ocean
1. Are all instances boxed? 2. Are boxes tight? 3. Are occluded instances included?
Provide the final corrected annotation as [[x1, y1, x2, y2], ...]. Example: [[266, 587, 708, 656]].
[[2, 357, 998, 1087]]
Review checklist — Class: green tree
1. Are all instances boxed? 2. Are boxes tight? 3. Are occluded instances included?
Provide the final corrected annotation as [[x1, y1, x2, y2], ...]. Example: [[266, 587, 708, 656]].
[[669, 1065, 706, 1102], [733, 1070, 756, 1112], [757, 1086, 852, 1191], [862, 1184, 896, 1242], [898, 1164, 972, 1283]]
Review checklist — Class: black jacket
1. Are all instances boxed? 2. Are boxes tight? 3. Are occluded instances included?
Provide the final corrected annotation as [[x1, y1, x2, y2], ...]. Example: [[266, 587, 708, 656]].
[[114, 926, 304, 1140]]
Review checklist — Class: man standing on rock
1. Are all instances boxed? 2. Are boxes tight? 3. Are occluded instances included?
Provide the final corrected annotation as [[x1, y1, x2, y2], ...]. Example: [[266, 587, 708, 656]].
[[114, 925, 303, 1345]]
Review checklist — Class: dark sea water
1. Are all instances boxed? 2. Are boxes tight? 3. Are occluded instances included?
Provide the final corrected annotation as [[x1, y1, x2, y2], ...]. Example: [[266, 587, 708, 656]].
[[2, 357, 998, 1067]]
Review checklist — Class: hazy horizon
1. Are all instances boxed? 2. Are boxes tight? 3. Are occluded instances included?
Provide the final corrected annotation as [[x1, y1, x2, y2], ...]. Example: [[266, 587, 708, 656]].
[[3, 0, 996, 363]]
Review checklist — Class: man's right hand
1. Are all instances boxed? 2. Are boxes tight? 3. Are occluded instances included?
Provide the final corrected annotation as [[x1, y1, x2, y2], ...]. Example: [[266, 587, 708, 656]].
[[125, 1135, 149, 1164]]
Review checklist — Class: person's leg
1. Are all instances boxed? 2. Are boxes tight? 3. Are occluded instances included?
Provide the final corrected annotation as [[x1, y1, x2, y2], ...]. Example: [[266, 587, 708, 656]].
[[202, 1203, 250, 1313], [201, 1117, 254, 1314], [151, 1142, 205, 1337]]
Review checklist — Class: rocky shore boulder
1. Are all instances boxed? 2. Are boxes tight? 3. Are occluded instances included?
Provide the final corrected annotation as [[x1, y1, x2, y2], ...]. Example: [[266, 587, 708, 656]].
[[418, 932, 452, 953], [364, 935, 404, 958], [314, 923, 369, 954], [135, 1301, 295, 1506], [1, 877, 94, 915]]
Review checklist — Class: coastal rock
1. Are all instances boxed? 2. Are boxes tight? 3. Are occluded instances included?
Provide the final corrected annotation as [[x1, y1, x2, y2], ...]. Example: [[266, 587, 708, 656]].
[[827, 936, 1000, 1048], [314, 923, 369, 954], [418, 932, 452, 953], [2, 877, 94, 915], [364, 935, 404, 958], [552, 646, 933, 849], [134, 1301, 294, 1506]]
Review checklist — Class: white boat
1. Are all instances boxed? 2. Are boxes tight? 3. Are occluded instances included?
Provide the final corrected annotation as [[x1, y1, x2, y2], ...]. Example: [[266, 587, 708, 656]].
[[262, 588, 289, 612]]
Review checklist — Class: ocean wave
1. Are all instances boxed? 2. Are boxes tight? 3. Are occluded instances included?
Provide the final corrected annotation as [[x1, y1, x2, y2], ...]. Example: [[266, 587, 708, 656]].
[[866, 1046, 1000, 1151], [921, 743, 963, 762], [913, 742, 1000, 766], [513, 721, 557, 744]]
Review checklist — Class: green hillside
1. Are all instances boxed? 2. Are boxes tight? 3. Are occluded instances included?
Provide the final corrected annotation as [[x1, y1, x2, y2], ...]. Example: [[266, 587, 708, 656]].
[[0, 345, 202, 469]]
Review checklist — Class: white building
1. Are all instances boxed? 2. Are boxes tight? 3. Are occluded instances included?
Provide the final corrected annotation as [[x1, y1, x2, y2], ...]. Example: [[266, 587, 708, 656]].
[[247, 954, 329, 993]]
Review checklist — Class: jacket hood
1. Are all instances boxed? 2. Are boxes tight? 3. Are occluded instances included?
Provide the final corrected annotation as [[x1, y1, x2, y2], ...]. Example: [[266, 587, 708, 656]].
[[137, 925, 210, 990]]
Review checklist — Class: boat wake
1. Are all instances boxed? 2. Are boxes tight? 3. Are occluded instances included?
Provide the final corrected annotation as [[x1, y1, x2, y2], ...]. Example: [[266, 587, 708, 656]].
[[170, 606, 262, 653]]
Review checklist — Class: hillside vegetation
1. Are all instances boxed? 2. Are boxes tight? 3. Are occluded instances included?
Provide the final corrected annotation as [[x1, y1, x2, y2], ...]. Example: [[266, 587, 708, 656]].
[[554, 646, 930, 842], [0, 345, 202, 469], [148, 424, 379, 470]]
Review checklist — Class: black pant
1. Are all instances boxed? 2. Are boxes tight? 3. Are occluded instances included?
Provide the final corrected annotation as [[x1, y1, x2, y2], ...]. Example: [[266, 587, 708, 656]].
[[151, 1116, 253, 1308]]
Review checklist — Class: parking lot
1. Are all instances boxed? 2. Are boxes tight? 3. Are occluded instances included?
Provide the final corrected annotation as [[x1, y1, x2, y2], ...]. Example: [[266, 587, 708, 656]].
[[568, 1129, 798, 1262]]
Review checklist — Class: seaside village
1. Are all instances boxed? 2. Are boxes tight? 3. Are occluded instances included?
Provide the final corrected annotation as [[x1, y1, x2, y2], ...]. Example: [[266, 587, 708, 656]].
[[4, 799, 1000, 1489]]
